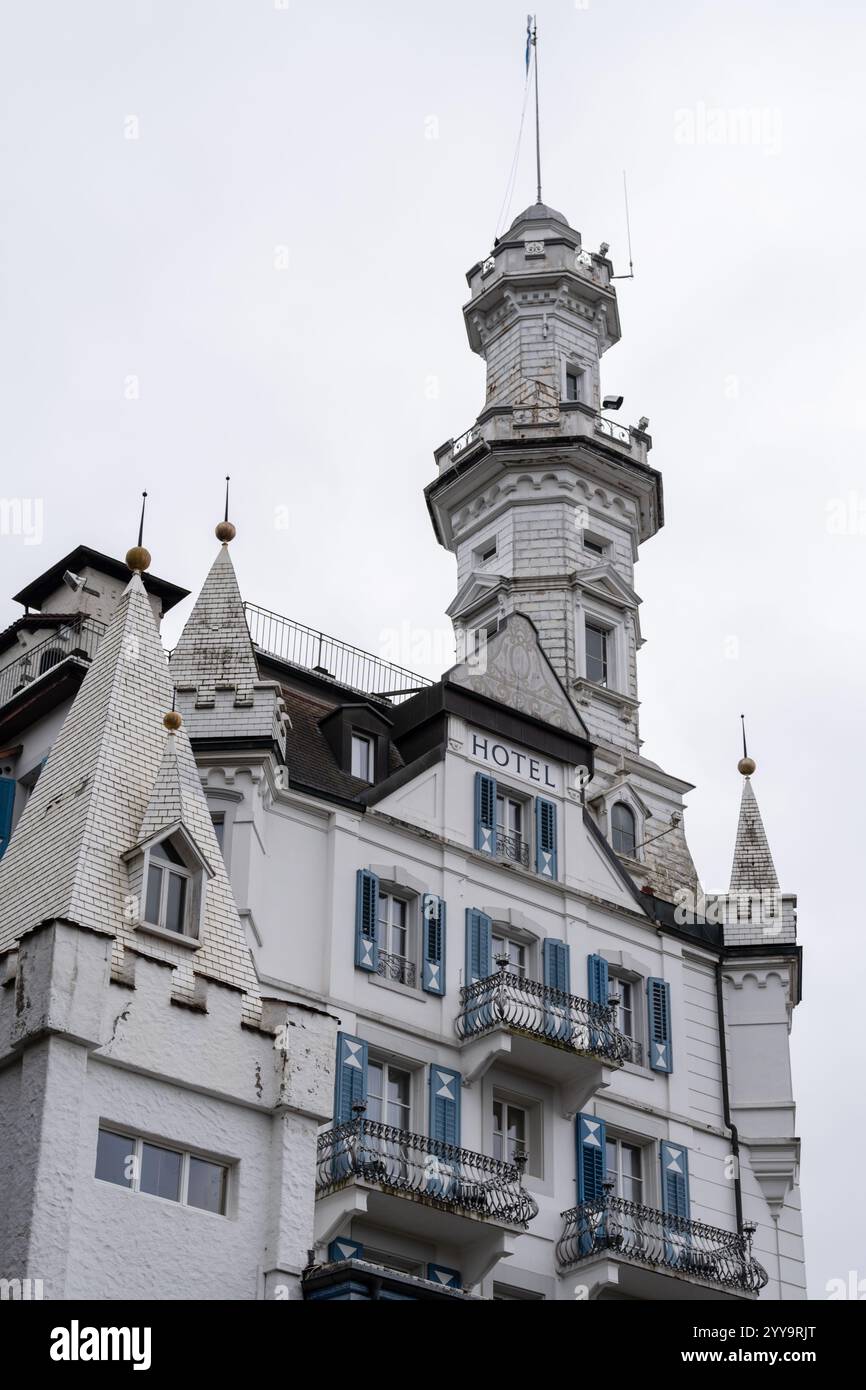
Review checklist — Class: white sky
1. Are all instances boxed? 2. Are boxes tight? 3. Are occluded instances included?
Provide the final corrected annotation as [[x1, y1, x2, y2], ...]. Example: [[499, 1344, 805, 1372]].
[[2, 0, 864, 1298]]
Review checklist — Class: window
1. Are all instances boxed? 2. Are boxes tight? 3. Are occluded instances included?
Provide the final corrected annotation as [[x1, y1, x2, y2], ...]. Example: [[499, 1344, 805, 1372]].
[[351, 732, 374, 781], [94, 1127, 229, 1215], [367, 1061, 411, 1129], [492, 1100, 527, 1164], [377, 892, 415, 985], [492, 932, 527, 978], [605, 1136, 644, 1203], [609, 976, 634, 1039], [565, 369, 583, 402], [611, 802, 637, 856], [210, 812, 225, 851], [476, 538, 498, 564], [585, 622, 609, 686], [472, 617, 499, 655], [144, 838, 192, 935], [583, 535, 606, 556], [496, 792, 526, 864]]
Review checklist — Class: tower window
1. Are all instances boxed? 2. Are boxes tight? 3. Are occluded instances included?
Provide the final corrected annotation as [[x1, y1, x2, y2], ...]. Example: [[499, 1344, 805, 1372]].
[[583, 534, 607, 557], [585, 622, 609, 686], [351, 732, 374, 781], [565, 368, 583, 402], [145, 838, 192, 935], [611, 802, 637, 857]]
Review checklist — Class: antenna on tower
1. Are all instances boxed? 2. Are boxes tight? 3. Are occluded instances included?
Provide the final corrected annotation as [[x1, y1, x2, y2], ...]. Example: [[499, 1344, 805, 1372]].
[[531, 15, 542, 204], [611, 171, 636, 280]]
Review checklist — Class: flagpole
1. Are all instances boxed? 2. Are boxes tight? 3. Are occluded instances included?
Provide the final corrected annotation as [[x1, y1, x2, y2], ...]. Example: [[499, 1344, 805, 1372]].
[[533, 16, 542, 204]]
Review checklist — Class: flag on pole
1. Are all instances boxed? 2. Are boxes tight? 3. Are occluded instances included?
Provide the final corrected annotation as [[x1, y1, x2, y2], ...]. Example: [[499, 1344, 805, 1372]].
[[525, 15, 533, 74]]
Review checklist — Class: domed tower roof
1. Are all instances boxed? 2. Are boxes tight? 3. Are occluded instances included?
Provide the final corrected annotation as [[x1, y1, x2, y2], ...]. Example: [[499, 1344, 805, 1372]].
[[506, 201, 572, 233]]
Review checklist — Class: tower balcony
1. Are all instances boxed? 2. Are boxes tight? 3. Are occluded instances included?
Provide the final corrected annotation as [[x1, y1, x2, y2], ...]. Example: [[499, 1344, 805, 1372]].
[[315, 1115, 538, 1288], [436, 402, 651, 473], [556, 1194, 769, 1301], [455, 969, 629, 1110], [0, 617, 106, 733]]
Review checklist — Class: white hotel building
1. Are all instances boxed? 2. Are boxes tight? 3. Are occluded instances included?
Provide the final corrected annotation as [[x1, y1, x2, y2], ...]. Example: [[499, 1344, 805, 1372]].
[[0, 198, 805, 1302]]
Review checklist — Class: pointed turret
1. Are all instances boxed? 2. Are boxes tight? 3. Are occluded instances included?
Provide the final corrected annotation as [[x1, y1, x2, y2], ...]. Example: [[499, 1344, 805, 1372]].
[[715, 736, 796, 946], [729, 773, 780, 894]]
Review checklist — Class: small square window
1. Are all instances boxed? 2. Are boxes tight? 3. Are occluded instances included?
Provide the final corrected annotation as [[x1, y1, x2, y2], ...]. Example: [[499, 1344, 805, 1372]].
[[95, 1129, 135, 1189], [351, 732, 374, 781], [583, 535, 606, 556], [187, 1156, 228, 1215], [478, 540, 497, 563], [140, 1142, 183, 1203]]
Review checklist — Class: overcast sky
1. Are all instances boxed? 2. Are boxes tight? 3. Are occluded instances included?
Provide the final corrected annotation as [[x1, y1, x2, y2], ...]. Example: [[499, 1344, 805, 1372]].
[[2, 0, 863, 1298]]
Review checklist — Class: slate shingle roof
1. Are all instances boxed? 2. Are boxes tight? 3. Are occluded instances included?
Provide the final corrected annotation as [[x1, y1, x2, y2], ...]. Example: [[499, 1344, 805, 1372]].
[[729, 777, 779, 893]]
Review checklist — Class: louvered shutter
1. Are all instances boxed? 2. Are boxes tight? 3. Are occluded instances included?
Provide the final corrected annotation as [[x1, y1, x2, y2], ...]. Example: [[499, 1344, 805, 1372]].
[[427, 1264, 461, 1289], [535, 797, 557, 879], [543, 938, 572, 1041], [474, 771, 496, 855], [333, 1032, 368, 1123], [660, 1141, 690, 1218], [647, 976, 673, 1073], [587, 953, 609, 1006], [0, 778, 15, 860], [428, 1065, 461, 1147], [576, 1112, 607, 1202], [421, 893, 446, 995], [354, 868, 379, 972], [465, 908, 492, 983]]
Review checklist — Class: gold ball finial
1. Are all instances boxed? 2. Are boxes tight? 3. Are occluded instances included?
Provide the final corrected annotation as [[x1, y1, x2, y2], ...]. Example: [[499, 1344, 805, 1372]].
[[126, 544, 152, 573], [215, 520, 236, 543], [163, 709, 182, 732], [738, 755, 756, 777]]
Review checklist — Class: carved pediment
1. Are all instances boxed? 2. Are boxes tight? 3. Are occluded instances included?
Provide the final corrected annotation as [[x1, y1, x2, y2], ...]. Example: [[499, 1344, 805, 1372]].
[[447, 613, 588, 738]]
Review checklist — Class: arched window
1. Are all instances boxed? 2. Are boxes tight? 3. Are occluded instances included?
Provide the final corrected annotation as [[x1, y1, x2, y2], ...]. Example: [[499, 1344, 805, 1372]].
[[611, 802, 637, 857]]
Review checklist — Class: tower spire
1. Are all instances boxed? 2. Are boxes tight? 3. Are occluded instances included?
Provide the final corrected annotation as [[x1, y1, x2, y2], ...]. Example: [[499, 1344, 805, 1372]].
[[216, 475, 236, 544], [126, 490, 151, 573], [530, 15, 542, 204]]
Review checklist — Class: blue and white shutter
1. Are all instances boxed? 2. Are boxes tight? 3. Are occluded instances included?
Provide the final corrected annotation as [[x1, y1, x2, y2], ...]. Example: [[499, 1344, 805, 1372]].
[[333, 1032, 368, 1124], [587, 953, 609, 1007], [647, 976, 673, 1073], [354, 868, 379, 972], [426, 1263, 461, 1289], [474, 771, 497, 855], [543, 938, 571, 993], [0, 778, 15, 860], [421, 893, 446, 995], [428, 1065, 461, 1147], [660, 1141, 690, 1218], [535, 797, 557, 879], [328, 1236, 364, 1263], [465, 908, 492, 983], [576, 1112, 607, 1202]]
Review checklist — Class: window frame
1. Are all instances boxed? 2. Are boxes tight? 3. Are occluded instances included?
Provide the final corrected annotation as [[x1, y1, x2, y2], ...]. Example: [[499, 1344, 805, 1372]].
[[145, 845, 193, 936], [376, 889, 415, 979], [94, 1126, 230, 1217], [584, 619, 611, 687], [494, 785, 531, 865], [490, 1087, 543, 1178], [611, 801, 638, 857], [351, 731, 374, 782], [604, 1133, 647, 1205]]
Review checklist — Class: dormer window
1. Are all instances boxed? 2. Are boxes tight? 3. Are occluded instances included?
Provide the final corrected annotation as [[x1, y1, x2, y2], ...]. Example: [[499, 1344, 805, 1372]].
[[611, 802, 637, 857], [145, 839, 192, 935], [351, 732, 374, 782]]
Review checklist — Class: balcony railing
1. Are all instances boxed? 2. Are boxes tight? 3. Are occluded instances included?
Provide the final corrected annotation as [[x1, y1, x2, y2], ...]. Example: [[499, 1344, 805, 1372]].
[[377, 950, 416, 989], [244, 602, 432, 704], [316, 1115, 538, 1227], [595, 416, 632, 447], [456, 969, 632, 1064], [496, 829, 529, 867], [556, 1194, 768, 1295], [0, 618, 106, 711]]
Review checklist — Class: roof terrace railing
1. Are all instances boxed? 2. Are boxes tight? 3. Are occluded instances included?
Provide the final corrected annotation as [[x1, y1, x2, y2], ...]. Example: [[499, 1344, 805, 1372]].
[[244, 602, 433, 704], [0, 618, 106, 712]]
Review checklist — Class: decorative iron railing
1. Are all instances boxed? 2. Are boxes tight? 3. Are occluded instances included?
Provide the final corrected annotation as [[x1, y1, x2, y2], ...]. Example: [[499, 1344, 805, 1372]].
[[0, 618, 106, 711], [451, 425, 482, 458], [316, 1116, 538, 1227], [556, 1194, 768, 1294], [495, 829, 530, 866], [243, 603, 432, 703], [456, 969, 632, 1064], [377, 950, 416, 989], [595, 416, 632, 447]]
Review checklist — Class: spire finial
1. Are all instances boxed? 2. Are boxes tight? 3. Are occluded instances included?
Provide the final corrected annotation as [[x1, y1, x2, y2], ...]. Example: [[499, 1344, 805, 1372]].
[[530, 15, 542, 205], [126, 490, 152, 572], [216, 475, 236, 543], [738, 714, 756, 777], [163, 684, 182, 732]]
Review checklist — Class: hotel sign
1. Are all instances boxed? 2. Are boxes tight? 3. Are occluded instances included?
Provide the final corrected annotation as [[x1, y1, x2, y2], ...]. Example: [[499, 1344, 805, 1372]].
[[468, 731, 559, 791]]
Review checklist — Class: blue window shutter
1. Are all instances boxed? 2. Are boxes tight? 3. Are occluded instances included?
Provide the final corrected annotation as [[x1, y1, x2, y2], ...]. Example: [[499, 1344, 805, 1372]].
[[535, 797, 557, 878], [587, 953, 609, 1007], [354, 868, 379, 972], [660, 1141, 690, 1218], [465, 908, 492, 983], [0, 778, 15, 860], [647, 976, 673, 1073], [429, 1065, 461, 1147], [427, 1263, 461, 1289], [576, 1112, 607, 1202], [328, 1237, 364, 1263], [334, 1032, 368, 1123], [474, 771, 496, 854], [421, 893, 446, 995], [543, 938, 571, 993]]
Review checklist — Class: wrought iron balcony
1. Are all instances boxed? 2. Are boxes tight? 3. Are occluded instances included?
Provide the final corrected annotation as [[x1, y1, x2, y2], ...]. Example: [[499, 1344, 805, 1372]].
[[556, 1194, 768, 1295], [377, 950, 416, 989], [456, 969, 632, 1065], [495, 829, 530, 866], [244, 602, 432, 704], [316, 1116, 538, 1228], [0, 618, 106, 712]]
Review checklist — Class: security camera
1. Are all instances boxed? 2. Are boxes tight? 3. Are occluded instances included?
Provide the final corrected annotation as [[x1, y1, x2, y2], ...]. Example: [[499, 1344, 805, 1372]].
[[62, 570, 99, 598], [602, 395, 624, 411]]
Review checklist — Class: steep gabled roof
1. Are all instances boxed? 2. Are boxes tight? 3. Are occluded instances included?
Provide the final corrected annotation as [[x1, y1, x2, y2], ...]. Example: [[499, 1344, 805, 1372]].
[[729, 777, 780, 893], [170, 543, 259, 693]]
